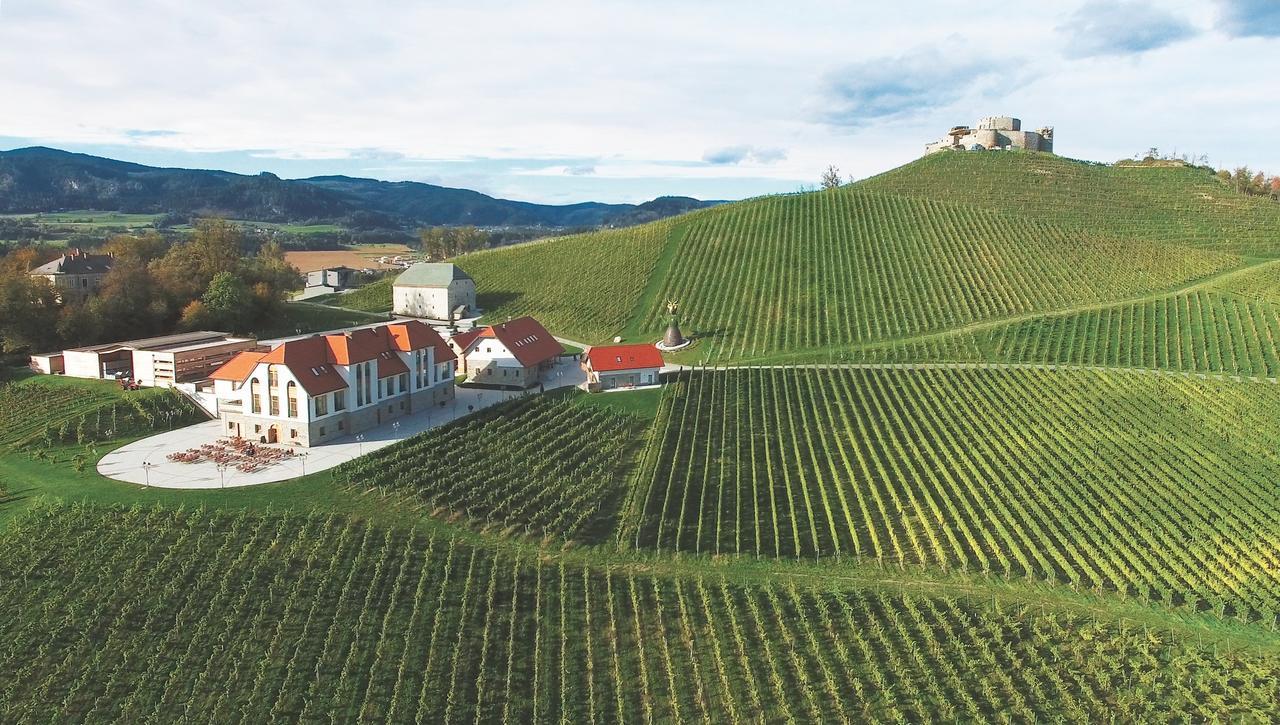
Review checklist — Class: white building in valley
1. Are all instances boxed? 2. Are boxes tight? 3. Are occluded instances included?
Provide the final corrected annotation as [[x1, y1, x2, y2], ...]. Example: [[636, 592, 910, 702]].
[[210, 320, 456, 447], [393, 263, 476, 321]]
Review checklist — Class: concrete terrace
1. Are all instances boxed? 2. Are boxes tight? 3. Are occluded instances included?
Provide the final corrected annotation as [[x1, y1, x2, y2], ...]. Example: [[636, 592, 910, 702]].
[[97, 357, 586, 489]]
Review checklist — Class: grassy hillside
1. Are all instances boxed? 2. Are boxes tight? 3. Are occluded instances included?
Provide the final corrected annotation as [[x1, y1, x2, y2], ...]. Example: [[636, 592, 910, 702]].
[[9, 151, 1280, 721], [859, 151, 1280, 256], [456, 221, 675, 343], [630, 190, 1236, 362], [428, 153, 1280, 365]]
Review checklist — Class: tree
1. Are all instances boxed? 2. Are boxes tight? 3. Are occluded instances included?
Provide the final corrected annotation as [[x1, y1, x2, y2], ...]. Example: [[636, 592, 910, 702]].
[[418, 227, 448, 260], [0, 275, 59, 353], [87, 251, 166, 342], [820, 165, 842, 190], [177, 299, 211, 330], [200, 272, 253, 333], [151, 218, 242, 302], [451, 226, 486, 256], [101, 231, 166, 264]]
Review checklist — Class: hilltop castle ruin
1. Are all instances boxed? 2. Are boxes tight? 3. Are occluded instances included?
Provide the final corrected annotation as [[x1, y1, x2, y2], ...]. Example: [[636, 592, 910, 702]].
[[925, 116, 1053, 155]]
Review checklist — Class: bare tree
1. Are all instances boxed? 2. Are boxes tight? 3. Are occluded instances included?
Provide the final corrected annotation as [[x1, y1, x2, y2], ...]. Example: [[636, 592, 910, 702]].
[[820, 165, 842, 190]]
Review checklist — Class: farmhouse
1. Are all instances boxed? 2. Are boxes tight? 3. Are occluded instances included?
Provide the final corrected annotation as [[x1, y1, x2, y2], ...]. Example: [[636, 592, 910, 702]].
[[452, 316, 563, 388], [28, 249, 114, 301], [582, 343, 664, 391], [393, 263, 476, 321], [210, 320, 456, 446]]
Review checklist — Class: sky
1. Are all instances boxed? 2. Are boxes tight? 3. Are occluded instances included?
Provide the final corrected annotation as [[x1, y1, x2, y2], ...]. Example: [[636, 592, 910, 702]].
[[1, 0, 1278, 205]]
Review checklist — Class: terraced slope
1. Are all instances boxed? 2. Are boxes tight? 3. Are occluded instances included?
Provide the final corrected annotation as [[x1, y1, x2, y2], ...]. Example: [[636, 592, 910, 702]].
[[3, 504, 1278, 723], [630, 191, 1236, 362], [626, 368, 1280, 620], [859, 151, 1280, 257]]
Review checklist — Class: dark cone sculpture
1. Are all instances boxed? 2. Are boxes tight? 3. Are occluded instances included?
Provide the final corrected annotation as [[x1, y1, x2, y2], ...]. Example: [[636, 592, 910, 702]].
[[657, 299, 692, 351], [663, 318, 686, 348]]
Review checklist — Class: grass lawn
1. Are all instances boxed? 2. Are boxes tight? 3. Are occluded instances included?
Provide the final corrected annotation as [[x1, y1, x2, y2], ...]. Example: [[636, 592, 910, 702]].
[[251, 301, 389, 338], [571, 386, 662, 418]]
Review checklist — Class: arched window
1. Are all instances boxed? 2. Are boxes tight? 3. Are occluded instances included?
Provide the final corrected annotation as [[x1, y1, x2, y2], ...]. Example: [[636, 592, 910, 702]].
[[287, 381, 298, 417], [250, 379, 261, 414]]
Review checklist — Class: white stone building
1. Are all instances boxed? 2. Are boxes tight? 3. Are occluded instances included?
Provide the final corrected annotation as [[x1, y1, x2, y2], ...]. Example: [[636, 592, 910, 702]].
[[393, 263, 476, 321], [450, 316, 563, 389], [210, 320, 456, 447]]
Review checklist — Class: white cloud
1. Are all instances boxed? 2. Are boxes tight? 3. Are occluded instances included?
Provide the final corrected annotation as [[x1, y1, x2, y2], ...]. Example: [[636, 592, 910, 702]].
[[0, 1, 1277, 202]]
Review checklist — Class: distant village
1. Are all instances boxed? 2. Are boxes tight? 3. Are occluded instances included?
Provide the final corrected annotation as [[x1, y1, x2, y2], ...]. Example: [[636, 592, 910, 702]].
[[27, 256, 668, 449]]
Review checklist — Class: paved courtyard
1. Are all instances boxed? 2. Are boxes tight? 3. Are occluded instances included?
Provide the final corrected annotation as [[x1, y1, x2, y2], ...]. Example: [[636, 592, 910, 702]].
[[97, 357, 586, 489]]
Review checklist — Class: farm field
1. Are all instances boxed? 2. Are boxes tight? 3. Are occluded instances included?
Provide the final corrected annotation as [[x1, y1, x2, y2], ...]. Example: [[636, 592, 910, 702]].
[[334, 394, 649, 543], [626, 367, 1280, 621], [311, 276, 395, 312], [284, 246, 411, 273], [2, 503, 1278, 723], [0, 210, 165, 229], [630, 191, 1237, 362], [0, 375, 202, 451]]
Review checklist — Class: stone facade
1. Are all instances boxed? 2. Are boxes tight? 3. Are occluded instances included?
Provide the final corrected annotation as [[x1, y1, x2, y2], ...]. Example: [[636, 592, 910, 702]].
[[925, 116, 1053, 155], [211, 320, 458, 447], [393, 263, 477, 320], [29, 249, 114, 302]]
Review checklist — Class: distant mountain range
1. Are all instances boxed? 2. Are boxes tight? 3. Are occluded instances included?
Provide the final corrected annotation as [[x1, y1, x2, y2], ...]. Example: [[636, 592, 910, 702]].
[[0, 147, 721, 228]]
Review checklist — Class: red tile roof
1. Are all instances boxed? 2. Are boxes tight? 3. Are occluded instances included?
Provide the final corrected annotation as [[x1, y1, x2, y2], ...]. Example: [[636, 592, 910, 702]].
[[585, 344, 664, 373], [387, 320, 454, 362], [376, 350, 409, 378], [292, 363, 349, 396], [324, 326, 387, 365], [210, 351, 267, 382], [227, 321, 461, 397], [476, 317, 564, 368], [448, 328, 485, 353]]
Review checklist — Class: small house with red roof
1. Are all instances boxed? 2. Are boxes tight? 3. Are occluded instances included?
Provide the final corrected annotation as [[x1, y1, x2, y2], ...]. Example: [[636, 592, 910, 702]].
[[451, 316, 564, 388], [582, 343, 664, 391], [210, 320, 456, 446]]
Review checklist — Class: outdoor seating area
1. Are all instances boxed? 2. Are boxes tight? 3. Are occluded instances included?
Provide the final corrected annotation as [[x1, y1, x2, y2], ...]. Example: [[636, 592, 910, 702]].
[[166, 437, 295, 473]]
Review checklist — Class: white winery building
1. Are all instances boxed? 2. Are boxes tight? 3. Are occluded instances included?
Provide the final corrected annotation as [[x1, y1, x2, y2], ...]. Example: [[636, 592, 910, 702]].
[[393, 263, 476, 321]]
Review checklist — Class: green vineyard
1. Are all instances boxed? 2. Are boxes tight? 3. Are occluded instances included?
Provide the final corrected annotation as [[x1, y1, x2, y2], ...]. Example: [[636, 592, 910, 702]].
[[626, 368, 1280, 620], [457, 221, 675, 344], [632, 191, 1237, 362], [2, 504, 1277, 723], [0, 378, 203, 450], [861, 151, 1280, 256], [6, 149, 1280, 722], [334, 394, 648, 542]]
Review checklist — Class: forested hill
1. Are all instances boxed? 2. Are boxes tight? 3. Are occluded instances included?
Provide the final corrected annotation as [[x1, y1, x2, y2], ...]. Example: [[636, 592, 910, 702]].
[[0, 147, 719, 227]]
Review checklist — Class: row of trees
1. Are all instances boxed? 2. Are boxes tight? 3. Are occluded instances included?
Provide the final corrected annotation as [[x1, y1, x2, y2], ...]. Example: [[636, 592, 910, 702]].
[[415, 225, 489, 260], [1216, 166, 1280, 200], [0, 219, 299, 358]]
